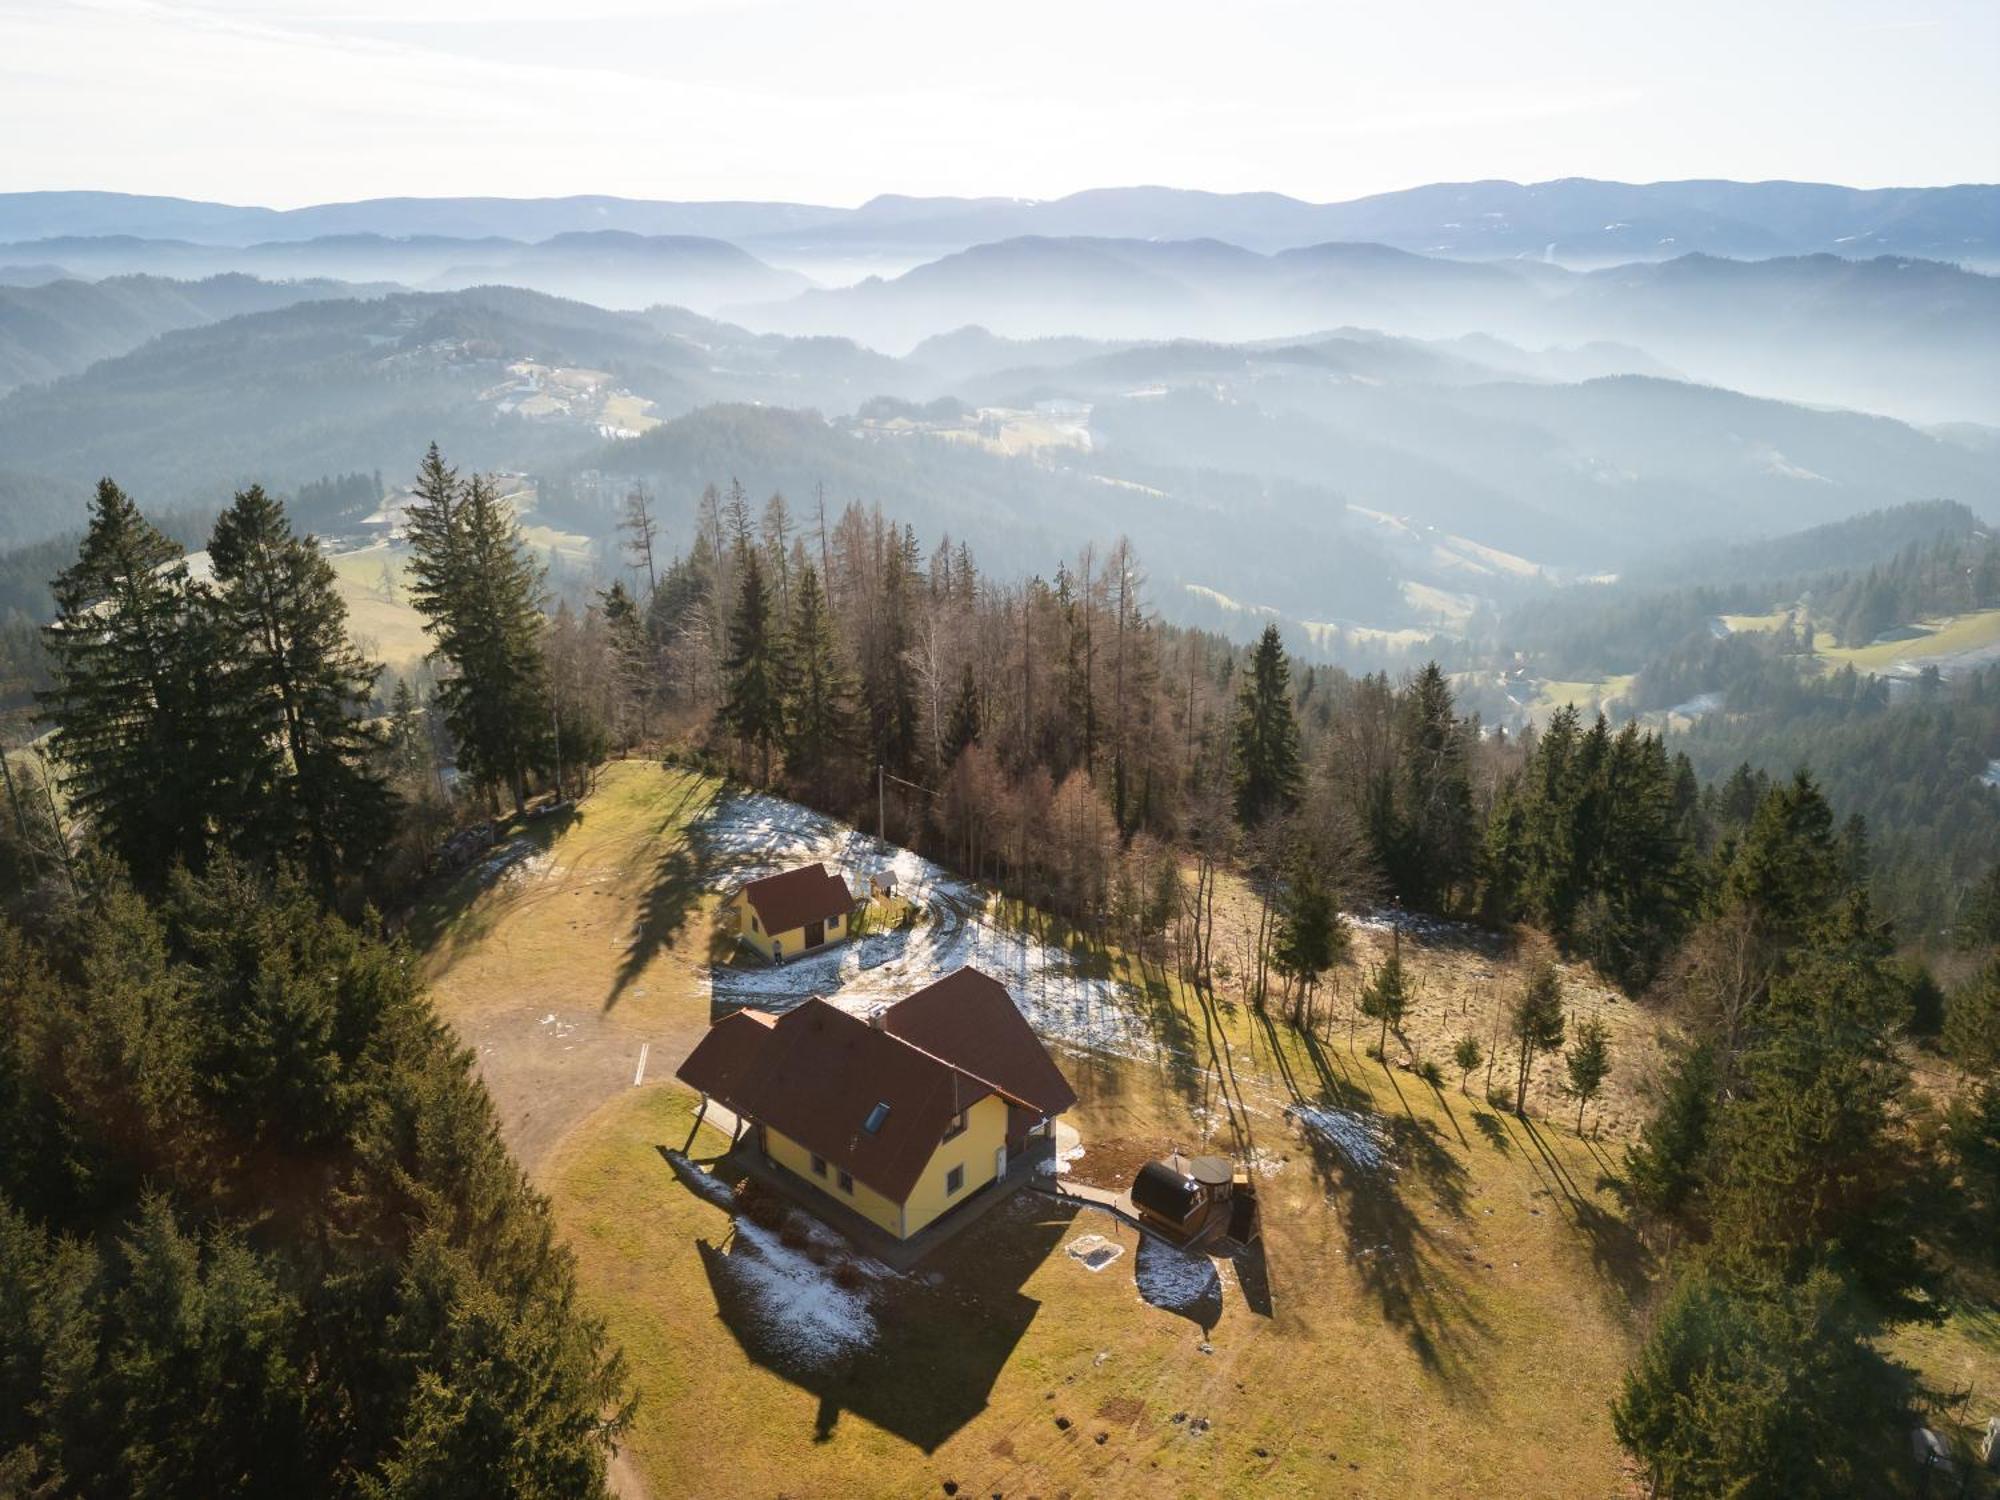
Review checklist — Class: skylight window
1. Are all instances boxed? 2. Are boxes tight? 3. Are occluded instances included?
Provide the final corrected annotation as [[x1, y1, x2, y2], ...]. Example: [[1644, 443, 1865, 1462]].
[[862, 1102, 891, 1134]]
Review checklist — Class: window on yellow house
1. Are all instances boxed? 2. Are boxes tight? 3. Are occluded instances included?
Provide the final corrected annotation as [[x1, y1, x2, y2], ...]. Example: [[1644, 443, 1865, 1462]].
[[838, 1169, 854, 1194], [946, 1165, 964, 1195], [810, 1154, 827, 1178]]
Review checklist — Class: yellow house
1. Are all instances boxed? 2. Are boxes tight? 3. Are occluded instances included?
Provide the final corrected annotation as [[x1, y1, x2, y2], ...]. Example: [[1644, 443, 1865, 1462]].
[[675, 966, 1077, 1240], [724, 863, 857, 963]]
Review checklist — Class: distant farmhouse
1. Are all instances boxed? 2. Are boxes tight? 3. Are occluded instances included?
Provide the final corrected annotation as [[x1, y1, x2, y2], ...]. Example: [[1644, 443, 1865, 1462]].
[[677, 967, 1076, 1240], [725, 863, 858, 963]]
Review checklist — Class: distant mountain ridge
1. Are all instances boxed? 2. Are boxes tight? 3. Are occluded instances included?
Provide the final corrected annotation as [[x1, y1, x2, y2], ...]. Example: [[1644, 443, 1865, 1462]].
[[741, 237, 2000, 423], [4, 179, 1994, 266], [0, 230, 806, 314]]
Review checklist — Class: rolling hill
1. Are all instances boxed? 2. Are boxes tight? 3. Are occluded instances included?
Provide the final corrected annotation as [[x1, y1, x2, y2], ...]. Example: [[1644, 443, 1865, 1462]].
[[0, 273, 385, 393], [0, 231, 808, 315], [6, 180, 1993, 265], [740, 239, 2000, 423]]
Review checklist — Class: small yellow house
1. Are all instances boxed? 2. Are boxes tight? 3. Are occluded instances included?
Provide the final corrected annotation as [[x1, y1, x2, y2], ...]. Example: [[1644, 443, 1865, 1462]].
[[676, 966, 1076, 1240], [724, 863, 857, 963]]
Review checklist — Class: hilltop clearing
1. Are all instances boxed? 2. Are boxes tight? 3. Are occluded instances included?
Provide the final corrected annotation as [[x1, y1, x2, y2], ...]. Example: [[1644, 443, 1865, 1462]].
[[409, 760, 2000, 1497]]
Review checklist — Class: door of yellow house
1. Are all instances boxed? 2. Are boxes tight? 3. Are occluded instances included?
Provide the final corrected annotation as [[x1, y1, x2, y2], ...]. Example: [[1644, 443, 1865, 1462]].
[[994, 1143, 1006, 1179]]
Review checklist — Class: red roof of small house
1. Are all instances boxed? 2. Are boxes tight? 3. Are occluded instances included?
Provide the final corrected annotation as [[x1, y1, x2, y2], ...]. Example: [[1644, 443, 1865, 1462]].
[[675, 968, 1074, 1203], [736, 863, 854, 935], [877, 967, 1078, 1117]]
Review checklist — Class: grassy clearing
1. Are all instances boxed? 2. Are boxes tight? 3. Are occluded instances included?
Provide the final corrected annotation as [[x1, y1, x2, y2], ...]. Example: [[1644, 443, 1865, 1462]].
[[551, 1044, 1648, 1499], [323, 541, 431, 669], [418, 760, 2000, 1493], [1527, 674, 1633, 724], [1718, 610, 1793, 634], [1815, 608, 2000, 673], [601, 391, 661, 434]]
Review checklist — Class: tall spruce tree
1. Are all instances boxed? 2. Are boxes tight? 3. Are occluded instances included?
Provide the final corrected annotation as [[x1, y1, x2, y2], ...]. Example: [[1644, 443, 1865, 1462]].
[[1230, 624, 1303, 827], [861, 530, 921, 777], [599, 579, 651, 749], [206, 485, 392, 893], [1393, 661, 1477, 910], [404, 451, 552, 816], [41, 480, 232, 886], [779, 563, 853, 791], [721, 548, 784, 784]]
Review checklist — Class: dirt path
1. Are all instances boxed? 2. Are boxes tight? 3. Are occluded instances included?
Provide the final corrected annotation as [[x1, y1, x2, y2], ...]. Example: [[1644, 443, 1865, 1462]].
[[422, 765, 725, 1177]]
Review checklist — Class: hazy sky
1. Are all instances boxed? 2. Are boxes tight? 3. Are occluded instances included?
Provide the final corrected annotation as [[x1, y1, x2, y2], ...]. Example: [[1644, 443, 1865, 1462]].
[[2, 0, 1995, 207]]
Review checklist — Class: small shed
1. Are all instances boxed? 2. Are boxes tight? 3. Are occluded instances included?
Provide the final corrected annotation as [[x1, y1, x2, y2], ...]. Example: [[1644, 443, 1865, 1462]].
[[1130, 1152, 1246, 1243], [1132, 1160, 1203, 1227]]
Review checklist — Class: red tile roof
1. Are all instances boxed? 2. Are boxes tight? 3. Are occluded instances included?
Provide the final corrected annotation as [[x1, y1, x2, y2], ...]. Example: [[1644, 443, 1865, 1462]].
[[737, 863, 855, 935], [878, 967, 1078, 1117], [679, 996, 1028, 1202], [675, 966, 1074, 1205]]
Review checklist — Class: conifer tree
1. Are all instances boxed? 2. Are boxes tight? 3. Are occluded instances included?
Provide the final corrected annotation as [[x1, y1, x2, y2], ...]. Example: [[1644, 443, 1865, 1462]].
[[945, 661, 981, 758], [404, 451, 552, 816], [779, 563, 853, 791], [1359, 935, 1411, 1056], [599, 579, 651, 748], [41, 480, 231, 885], [861, 530, 921, 777], [1625, 1041, 1719, 1218], [206, 485, 392, 892], [721, 548, 783, 784], [1272, 856, 1342, 1009], [1453, 1034, 1483, 1095], [1512, 960, 1566, 1114], [1230, 624, 1303, 827], [1611, 1267, 1883, 1500], [1565, 1013, 1612, 1133], [1393, 661, 1478, 909]]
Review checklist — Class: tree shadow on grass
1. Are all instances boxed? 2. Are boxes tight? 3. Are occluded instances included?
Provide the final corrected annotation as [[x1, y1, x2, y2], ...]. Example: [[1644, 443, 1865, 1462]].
[[1264, 1018, 1492, 1399], [1502, 1113, 1655, 1314], [695, 1194, 1076, 1453], [1131, 959, 1205, 1112], [405, 803, 583, 960], [1470, 1109, 1513, 1156], [1295, 1116, 1494, 1403], [604, 777, 723, 1010]]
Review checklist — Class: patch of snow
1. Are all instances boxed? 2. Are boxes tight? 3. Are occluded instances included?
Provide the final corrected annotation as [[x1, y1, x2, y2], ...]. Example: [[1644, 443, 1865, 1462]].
[[1289, 1103, 1393, 1172], [1066, 1233, 1124, 1271], [699, 793, 1149, 1062], [1038, 1142, 1086, 1177], [664, 1151, 736, 1208], [1347, 904, 1500, 950], [1135, 1238, 1222, 1311], [1667, 690, 1724, 719], [724, 1219, 876, 1366], [475, 836, 541, 885]]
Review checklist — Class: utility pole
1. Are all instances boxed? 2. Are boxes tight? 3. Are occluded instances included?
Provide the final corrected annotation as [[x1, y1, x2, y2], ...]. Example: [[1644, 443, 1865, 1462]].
[[877, 762, 885, 843], [550, 692, 565, 803]]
